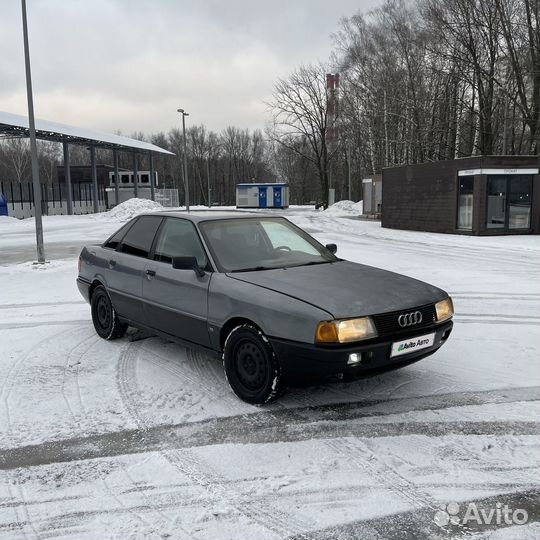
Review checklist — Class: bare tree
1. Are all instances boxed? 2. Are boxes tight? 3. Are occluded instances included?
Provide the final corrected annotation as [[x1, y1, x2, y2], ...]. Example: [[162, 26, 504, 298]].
[[0, 138, 31, 183], [267, 63, 340, 207]]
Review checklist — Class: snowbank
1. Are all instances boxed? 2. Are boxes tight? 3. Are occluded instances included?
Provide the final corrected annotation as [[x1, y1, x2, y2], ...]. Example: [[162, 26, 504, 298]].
[[0, 215, 22, 224], [324, 200, 364, 215], [100, 198, 164, 222]]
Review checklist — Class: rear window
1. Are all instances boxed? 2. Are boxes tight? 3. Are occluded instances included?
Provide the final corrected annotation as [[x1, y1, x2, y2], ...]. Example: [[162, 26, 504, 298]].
[[117, 215, 162, 258], [103, 221, 133, 250]]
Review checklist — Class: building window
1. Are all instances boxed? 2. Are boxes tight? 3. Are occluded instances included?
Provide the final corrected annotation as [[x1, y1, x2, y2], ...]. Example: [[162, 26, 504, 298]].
[[457, 176, 473, 230]]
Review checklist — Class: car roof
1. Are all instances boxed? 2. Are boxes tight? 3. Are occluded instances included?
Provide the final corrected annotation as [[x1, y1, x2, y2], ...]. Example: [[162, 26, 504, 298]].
[[137, 210, 281, 223]]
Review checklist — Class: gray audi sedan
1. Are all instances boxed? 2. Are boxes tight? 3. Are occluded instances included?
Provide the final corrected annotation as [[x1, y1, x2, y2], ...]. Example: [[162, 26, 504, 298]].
[[77, 211, 454, 403]]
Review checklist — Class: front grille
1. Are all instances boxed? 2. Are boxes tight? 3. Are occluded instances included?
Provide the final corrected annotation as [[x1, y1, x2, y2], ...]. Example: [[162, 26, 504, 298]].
[[373, 304, 436, 337]]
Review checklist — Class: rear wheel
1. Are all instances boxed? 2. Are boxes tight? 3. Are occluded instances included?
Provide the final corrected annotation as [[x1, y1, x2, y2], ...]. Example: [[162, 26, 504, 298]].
[[223, 324, 285, 404], [91, 285, 127, 340]]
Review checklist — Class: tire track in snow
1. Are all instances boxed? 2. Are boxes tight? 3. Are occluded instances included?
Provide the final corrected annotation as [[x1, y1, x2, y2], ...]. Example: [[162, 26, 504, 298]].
[[324, 437, 437, 512], [0, 320, 89, 330], [137, 341, 235, 402], [3, 386, 539, 471], [323, 219, 539, 270], [4, 478, 27, 540], [0, 301, 85, 310], [60, 330, 97, 422], [115, 341, 315, 538], [285, 490, 540, 540], [0, 327, 74, 436], [0, 326, 92, 540]]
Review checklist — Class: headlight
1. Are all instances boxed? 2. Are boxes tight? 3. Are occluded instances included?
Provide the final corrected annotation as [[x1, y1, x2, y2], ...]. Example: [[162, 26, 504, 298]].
[[435, 297, 454, 323], [315, 317, 378, 344]]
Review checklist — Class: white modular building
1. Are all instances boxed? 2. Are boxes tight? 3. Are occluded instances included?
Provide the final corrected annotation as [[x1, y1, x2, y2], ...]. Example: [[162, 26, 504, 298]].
[[236, 183, 289, 209]]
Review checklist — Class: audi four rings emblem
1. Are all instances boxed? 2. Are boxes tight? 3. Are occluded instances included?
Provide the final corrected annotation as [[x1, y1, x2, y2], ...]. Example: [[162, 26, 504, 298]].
[[398, 311, 423, 327]]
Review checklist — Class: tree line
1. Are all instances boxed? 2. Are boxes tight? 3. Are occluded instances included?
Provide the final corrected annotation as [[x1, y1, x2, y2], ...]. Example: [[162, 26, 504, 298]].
[[269, 0, 539, 205], [0, 127, 278, 206], [1, 0, 537, 207]]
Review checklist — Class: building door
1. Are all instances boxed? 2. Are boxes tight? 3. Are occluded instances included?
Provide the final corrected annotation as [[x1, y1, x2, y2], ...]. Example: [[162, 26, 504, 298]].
[[457, 176, 474, 230], [259, 186, 267, 208], [273, 187, 282, 207], [487, 175, 533, 231]]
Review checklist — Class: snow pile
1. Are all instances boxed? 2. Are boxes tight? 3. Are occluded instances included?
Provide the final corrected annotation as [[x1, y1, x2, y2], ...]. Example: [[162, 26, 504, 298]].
[[100, 198, 164, 222], [324, 200, 363, 215], [0, 215, 21, 224]]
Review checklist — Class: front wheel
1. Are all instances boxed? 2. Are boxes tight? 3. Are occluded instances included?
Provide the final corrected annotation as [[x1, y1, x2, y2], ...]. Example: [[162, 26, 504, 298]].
[[91, 285, 127, 340], [223, 324, 285, 404]]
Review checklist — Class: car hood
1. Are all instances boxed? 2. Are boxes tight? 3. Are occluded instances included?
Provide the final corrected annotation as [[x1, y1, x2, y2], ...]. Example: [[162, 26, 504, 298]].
[[228, 260, 448, 319]]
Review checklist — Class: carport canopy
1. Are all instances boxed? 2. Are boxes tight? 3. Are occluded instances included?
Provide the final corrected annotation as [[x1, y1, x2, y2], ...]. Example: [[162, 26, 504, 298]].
[[0, 110, 174, 214], [0, 110, 173, 154]]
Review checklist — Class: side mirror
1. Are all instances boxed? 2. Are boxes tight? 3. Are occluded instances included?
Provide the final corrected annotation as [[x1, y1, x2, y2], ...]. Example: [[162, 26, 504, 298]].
[[325, 243, 337, 255], [172, 256, 205, 277]]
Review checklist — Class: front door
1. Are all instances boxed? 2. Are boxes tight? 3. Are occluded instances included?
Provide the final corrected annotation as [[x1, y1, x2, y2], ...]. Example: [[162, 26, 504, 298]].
[[142, 217, 211, 347], [487, 175, 533, 231], [259, 187, 267, 208], [273, 187, 282, 207]]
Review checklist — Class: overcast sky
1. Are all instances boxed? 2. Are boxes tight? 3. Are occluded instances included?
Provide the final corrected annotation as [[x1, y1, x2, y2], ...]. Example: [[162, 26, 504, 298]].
[[2, 0, 380, 137]]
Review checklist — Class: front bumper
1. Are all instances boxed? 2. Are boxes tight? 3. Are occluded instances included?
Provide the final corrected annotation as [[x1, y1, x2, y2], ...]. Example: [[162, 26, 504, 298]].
[[270, 320, 453, 382]]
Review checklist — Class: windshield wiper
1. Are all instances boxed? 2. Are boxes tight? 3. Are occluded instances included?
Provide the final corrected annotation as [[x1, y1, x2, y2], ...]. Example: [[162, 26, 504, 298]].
[[231, 266, 273, 273], [288, 260, 333, 268]]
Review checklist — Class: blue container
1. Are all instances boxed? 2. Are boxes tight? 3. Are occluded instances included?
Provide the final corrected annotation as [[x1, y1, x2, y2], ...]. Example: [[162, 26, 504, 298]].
[[0, 193, 8, 217]]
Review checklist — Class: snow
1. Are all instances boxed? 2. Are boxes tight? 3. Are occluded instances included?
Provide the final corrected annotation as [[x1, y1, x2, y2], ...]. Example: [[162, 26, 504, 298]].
[[0, 204, 539, 539], [323, 199, 364, 215], [0, 216, 20, 224], [99, 197, 165, 222]]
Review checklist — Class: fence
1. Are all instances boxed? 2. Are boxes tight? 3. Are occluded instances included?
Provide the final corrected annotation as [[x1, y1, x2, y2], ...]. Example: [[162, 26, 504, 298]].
[[155, 188, 179, 208], [0, 181, 107, 219], [0, 181, 179, 218]]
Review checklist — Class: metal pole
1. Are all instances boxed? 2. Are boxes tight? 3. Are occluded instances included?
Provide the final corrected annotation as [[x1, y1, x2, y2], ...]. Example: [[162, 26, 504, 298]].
[[206, 156, 211, 207], [90, 146, 99, 214], [347, 144, 352, 201], [21, 0, 45, 263], [63, 142, 73, 215], [149, 152, 155, 202], [113, 148, 120, 206], [181, 114, 189, 211], [132, 152, 139, 198]]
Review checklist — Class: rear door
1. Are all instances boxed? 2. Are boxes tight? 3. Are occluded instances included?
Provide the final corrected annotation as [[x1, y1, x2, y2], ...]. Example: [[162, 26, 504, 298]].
[[142, 217, 212, 346], [106, 215, 163, 324]]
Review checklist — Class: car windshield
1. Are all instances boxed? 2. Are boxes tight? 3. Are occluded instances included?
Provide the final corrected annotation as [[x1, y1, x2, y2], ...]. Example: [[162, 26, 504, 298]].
[[199, 217, 338, 272]]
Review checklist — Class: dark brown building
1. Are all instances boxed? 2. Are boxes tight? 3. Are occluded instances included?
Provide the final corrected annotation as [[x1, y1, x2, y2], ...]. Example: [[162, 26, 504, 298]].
[[382, 156, 539, 235]]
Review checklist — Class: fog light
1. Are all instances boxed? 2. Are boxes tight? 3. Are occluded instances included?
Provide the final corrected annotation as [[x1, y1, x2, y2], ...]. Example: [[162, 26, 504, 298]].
[[347, 353, 362, 366]]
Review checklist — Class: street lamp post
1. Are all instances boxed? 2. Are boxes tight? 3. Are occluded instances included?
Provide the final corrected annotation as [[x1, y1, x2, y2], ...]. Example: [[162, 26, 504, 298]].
[[177, 109, 190, 211], [206, 156, 211, 208], [21, 0, 45, 263]]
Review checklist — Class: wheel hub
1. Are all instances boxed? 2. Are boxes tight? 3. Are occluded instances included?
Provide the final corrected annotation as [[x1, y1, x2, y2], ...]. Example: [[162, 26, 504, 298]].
[[96, 296, 110, 328], [236, 342, 266, 390]]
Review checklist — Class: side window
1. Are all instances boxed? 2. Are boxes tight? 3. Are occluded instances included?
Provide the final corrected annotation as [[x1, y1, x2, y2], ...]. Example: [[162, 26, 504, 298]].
[[153, 218, 208, 268], [118, 216, 162, 258], [103, 221, 133, 249]]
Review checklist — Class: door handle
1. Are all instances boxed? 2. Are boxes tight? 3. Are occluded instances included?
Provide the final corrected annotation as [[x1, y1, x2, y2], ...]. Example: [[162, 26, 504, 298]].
[[145, 269, 156, 277], [108, 259, 116, 268]]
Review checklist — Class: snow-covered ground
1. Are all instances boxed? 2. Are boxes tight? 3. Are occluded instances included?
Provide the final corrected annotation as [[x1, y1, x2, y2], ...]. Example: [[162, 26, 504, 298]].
[[0, 202, 539, 539]]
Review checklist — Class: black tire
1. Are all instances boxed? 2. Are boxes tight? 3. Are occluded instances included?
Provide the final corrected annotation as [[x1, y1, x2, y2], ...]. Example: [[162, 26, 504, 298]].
[[91, 285, 127, 340], [223, 324, 285, 404]]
